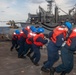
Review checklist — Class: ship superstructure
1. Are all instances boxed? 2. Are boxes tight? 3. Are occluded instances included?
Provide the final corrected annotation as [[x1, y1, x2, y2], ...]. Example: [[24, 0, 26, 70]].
[[27, 0, 76, 24]]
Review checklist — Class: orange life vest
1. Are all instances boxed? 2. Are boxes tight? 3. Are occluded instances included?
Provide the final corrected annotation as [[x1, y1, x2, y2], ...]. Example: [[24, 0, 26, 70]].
[[12, 32, 18, 40], [26, 32, 36, 44], [66, 28, 76, 46], [25, 26, 31, 33], [51, 26, 67, 43], [33, 33, 44, 46], [20, 31, 27, 39], [17, 31, 23, 40]]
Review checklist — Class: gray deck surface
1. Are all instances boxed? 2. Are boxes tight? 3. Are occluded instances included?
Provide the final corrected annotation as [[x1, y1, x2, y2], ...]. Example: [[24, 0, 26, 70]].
[[0, 42, 76, 75]]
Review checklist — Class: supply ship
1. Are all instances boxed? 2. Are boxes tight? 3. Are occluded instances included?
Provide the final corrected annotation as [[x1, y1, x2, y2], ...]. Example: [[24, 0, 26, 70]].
[[0, 0, 76, 41], [0, 0, 76, 40]]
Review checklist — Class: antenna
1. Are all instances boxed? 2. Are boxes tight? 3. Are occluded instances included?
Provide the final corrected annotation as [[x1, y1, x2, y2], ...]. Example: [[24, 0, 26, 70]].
[[46, 0, 54, 3], [46, 0, 54, 15]]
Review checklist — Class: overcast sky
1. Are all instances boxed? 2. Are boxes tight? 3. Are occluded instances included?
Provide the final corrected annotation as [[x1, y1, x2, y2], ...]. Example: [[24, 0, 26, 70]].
[[0, 0, 76, 22]]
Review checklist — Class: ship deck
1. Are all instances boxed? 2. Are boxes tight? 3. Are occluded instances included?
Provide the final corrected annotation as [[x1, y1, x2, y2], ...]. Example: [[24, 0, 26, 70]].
[[0, 41, 76, 75]]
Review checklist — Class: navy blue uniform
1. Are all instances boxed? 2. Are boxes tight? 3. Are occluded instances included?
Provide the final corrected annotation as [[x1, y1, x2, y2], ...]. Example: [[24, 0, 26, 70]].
[[42, 33, 64, 69], [18, 36, 26, 58], [17, 29, 28, 58], [10, 35, 18, 51], [31, 35, 48, 65], [55, 37, 76, 74], [22, 37, 34, 57], [41, 26, 68, 72]]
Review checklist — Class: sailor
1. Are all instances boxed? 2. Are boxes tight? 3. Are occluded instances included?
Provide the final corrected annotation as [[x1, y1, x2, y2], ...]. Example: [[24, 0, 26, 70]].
[[41, 22, 72, 72], [21, 26, 37, 58], [50, 28, 76, 75], [10, 29, 20, 51], [17, 26, 31, 58], [17, 26, 36, 58], [30, 27, 48, 66]]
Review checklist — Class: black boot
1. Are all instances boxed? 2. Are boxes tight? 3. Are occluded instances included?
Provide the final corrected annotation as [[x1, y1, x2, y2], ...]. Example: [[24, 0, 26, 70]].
[[43, 61, 47, 65], [10, 46, 13, 51], [16, 48, 19, 52], [60, 71, 66, 75], [27, 51, 33, 58], [41, 66, 50, 73], [18, 55, 26, 59], [27, 53, 31, 58], [50, 67, 55, 75], [33, 63, 39, 66]]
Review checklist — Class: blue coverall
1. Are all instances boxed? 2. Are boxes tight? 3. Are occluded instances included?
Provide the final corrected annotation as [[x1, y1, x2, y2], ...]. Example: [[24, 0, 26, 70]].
[[55, 37, 76, 73], [10, 35, 18, 51], [18, 36, 26, 57], [22, 41, 33, 57], [43, 31, 65, 69], [18, 29, 28, 57], [31, 36, 48, 64]]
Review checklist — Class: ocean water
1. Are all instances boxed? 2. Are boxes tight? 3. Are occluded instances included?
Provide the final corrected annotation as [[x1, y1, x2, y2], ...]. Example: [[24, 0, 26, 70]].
[[0, 22, 10, 34], [0, 27, 10, 34]]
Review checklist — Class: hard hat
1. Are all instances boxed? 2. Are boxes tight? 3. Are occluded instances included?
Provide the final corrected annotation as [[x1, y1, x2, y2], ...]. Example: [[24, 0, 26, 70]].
[[31, 27, 37, 32], [14, 30, 20, 34], [37, 27, 44, 33], [30, 26, 35, 30], [30, 26, 37, 32], [64, 22, 72, 30]]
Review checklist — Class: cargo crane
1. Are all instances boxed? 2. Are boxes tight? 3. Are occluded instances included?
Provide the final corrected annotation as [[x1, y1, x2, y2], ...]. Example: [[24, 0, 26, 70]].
[[69, 4, 76, 24], [69, 4, 76, 15]]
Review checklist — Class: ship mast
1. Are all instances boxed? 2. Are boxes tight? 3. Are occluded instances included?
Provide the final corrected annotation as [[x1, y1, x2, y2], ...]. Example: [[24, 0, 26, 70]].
[[46, 0, 54, 15]]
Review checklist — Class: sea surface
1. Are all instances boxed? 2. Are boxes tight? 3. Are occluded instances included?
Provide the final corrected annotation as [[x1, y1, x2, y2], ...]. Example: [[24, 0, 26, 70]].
[[0, 23, 51, 35], [0, 27, 10, 34], [0, 22, 10, 34]]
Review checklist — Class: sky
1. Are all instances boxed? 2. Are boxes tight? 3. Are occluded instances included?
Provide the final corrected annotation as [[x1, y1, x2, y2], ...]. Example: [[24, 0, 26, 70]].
[[0, 0, 76, 22]]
